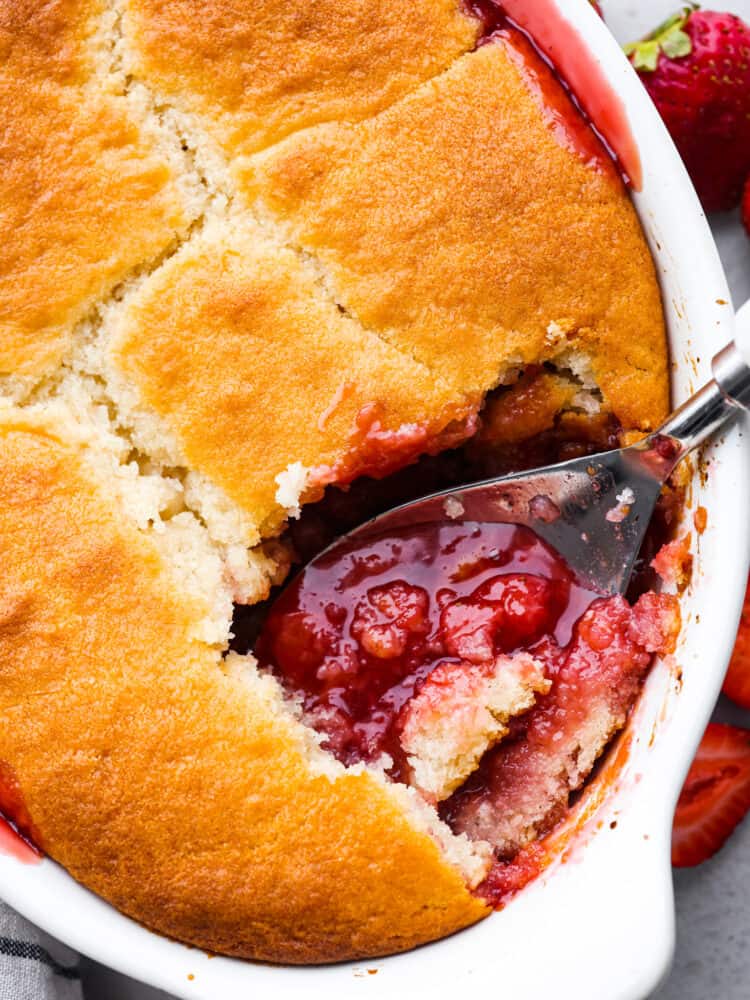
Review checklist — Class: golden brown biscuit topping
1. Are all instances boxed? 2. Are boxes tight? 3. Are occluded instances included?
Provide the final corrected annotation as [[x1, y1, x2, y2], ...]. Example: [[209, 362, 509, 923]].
[[0, 0, 673, 966]]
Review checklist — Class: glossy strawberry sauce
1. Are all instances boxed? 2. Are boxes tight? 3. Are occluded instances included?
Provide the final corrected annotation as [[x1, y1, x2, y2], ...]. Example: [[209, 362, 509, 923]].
[[257, 509, 680, 906], [466, 0, 642, 188], [256, 522, 597, 781]]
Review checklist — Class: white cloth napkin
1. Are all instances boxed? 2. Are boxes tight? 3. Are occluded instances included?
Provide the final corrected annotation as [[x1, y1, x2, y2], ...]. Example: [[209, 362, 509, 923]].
[[0, 902, 82, 1000]]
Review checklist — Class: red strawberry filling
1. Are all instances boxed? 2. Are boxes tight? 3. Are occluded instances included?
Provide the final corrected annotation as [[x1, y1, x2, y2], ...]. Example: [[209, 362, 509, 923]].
[[309, 402, 479, 493], [440, 574, 566, 662], [256, 522, 590, 779], [441, 593, 679, 863], [256, 514, 680, 905]]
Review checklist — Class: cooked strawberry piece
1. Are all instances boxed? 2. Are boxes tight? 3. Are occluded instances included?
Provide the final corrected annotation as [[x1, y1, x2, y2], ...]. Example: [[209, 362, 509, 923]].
[[672, 723, 750, 867], [722, 578, 750, 708], [651, 533, 692, 590], [443, 593, 680, 857], [628, 591, 681, 654], [262, 608, 339, 682], [440, 599, 501, 663], [351, 581, 429, 659], [256, 521, 590, 779], [439, 574, 565, 663], [479, 574, 563, 650]]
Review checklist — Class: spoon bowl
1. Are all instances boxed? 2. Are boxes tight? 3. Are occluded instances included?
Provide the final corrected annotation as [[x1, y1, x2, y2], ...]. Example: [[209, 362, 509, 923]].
[[288, 305, 750, 598]]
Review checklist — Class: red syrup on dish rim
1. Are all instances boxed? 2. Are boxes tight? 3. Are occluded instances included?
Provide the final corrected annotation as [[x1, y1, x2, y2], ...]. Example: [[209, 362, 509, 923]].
[[255, 522, 598, 782], [465, 0, 642, 188], [0, 820, 39, 865], [0, 764, 41, 864]]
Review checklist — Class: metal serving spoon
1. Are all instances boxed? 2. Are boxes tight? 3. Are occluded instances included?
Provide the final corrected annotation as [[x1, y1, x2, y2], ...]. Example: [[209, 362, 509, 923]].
[[295, 304, 750, 598]]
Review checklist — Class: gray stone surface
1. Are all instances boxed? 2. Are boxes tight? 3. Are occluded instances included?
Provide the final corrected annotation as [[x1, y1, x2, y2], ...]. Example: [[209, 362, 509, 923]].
[[80, 2, 750, 997]]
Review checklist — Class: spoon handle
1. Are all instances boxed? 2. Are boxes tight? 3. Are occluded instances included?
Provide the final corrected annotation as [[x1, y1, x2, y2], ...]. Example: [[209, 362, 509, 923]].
[[632, 301, 750, 478], [713, 300, 750, 411]]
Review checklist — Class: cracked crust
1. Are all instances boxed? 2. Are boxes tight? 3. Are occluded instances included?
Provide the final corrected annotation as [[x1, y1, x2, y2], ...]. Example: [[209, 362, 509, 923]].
[[246, 38, 668, 430], [0, 0, 195, 378], [0, 413, 489, 963], [119, 0, 479, 156], [0, 0, 671, 966], [103, 217, 478, 538]]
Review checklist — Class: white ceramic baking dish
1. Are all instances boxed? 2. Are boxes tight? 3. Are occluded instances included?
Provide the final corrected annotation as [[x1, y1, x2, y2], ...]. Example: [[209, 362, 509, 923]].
[[2, 2, 748, 997]]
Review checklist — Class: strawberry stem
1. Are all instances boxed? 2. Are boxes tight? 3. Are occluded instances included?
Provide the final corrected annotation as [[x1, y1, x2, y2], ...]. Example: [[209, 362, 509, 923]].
[[624, 3, 697, 72]]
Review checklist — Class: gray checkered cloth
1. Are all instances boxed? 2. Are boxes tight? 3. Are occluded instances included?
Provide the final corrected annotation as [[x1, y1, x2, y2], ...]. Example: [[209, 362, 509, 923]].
[[0, 902, 81, 1000]]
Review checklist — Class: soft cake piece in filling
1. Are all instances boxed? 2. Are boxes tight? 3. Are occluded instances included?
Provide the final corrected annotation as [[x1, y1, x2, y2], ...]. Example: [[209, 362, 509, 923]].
[[104, 219, 477, 542], [444, 594, 681, 857], [245, 38, 668, 431], [400, 653, 551, 803], [119, 0, 479, 157], [0, 0, 192, 378]]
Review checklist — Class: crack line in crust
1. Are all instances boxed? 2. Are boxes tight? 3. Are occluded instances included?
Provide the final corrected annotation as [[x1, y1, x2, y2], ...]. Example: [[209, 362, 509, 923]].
[[21, 0, 492, 551], [98, 0, 510, 397]]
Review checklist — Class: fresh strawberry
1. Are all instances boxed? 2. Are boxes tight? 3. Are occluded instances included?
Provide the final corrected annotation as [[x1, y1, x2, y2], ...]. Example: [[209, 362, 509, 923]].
[[722, 577, 750, 706], [626, 6, 750, 212], [672, 722, 750, 866], [743, 176, 750, 238]]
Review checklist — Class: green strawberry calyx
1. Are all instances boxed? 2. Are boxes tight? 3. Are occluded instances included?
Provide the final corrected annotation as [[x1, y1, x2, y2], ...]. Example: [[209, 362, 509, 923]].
[[624, 4, 698, 72]]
